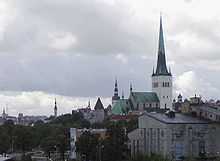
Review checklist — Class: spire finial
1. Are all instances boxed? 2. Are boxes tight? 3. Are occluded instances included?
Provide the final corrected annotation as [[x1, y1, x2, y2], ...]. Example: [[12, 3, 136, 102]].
[[122, 90, 124, 99]]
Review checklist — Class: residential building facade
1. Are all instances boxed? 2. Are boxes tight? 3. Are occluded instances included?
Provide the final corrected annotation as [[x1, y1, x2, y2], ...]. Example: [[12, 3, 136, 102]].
[[128, 112, 220, 160]]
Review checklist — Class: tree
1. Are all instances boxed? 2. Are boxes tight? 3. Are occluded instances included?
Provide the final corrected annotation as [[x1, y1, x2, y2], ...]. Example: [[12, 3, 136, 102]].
[[76, 131, 99, 161], [102, 122, 129, 161], [14, 126, 33, 154], [3, 120, 15, 152], [41, 136, 57, 158], [0, 129, 10, 153]]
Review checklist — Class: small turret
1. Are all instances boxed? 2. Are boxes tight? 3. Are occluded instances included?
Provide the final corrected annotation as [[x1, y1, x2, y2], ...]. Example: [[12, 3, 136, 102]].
[[112, 79, 120, 105]]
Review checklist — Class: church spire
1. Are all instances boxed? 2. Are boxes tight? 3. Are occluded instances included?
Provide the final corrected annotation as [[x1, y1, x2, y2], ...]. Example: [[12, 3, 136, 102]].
[[154, 15, 170, 76], [54, 98, 57, 118], [130, 83, 133, 93], [112, 78, 120, 105], [114, 78, 119, 97]]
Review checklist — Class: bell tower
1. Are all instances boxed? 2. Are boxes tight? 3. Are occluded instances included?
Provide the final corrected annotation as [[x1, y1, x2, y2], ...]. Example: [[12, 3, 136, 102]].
[[152, 16, 172, 109]]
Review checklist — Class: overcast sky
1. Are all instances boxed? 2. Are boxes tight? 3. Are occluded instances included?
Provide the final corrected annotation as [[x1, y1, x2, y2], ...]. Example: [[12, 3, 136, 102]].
[[0, 0, 220, 116]]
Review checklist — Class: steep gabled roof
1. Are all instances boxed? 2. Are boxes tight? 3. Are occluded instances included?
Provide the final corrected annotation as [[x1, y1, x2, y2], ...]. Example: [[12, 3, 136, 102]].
[[94, 97, 104, 110], [130, 92, 159, 103]]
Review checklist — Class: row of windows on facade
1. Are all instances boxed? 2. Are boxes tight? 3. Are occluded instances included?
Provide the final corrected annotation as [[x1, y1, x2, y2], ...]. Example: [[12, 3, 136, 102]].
[[202, 112, 220, 121], [136, 102, 159, 109], [132, 128, 206, 156], [140, 127, 212, 139], [153, 82, 170, 88]]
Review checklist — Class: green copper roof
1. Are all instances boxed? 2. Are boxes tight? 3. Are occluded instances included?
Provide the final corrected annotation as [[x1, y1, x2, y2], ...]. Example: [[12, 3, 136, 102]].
[[153, 16, 171, 76], [112, 99, 129, 115], [131, 92, 159, 103]]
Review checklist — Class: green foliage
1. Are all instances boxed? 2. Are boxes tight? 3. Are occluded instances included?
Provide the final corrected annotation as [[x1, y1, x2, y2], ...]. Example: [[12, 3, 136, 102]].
[[0, 112, 136, 161], [13, 125, 33, 153], [50, 113, 90, 128], [75, 121, 130, 161], [102, 122, 129, 161], [0, 128, 10, 153], [76, 131, 99, 161]]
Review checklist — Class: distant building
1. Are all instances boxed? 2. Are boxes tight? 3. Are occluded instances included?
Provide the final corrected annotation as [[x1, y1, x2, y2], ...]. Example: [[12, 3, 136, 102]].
[[78, 97, 105, 124], [191, 104, 220, 122], [111, 86, 160, 115], [111, 16, 173, 115], [173, 94, 220, 122], [17, 114, 48, 126], [128, 112, 220, 160], [92, 97, 105, 123]]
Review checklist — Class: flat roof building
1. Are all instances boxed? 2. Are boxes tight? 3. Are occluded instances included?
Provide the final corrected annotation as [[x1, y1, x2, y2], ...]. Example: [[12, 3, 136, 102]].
[[128, 112, 220, 160]]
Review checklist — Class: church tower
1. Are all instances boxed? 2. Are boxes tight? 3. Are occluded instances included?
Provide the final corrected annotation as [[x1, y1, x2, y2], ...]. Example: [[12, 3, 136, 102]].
[[2, 108, 7, 120], [54, 98, 57, 118], [152, 16, 172, 109], [112, 79, 120, 105]]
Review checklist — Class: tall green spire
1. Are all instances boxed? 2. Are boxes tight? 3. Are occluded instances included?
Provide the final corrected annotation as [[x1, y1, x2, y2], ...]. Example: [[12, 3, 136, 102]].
[[154, 15, 171, 76], [158, 15, 165, 55]]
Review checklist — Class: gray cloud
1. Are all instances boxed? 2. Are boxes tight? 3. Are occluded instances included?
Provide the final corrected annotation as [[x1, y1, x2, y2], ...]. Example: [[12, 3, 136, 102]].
[[0, 0, 219, 115]]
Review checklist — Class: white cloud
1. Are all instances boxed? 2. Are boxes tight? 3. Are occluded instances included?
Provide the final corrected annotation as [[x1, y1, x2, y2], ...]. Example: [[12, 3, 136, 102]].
[[174, 71, 220, 100], [0, 0, 219, 115], [115, 53, 128, 64], [49, 32, 78, 51], [0, 91, 111, 116]]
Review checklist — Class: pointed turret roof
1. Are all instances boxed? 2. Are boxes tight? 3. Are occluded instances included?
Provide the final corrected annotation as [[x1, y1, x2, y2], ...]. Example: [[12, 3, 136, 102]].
[[114, 79, 118, 95], [54, 98, 57, 110], [153, 16, 171, 76], [112, 78, 120, 101], [94, 97, 104, 110]]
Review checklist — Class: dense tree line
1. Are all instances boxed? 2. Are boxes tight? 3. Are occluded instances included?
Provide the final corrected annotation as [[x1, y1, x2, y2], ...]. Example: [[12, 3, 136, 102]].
[[0, 112, 90, 156], [0, 120, 69, 158], [76, 122, 130, 161], [0, 111, 139, 161]]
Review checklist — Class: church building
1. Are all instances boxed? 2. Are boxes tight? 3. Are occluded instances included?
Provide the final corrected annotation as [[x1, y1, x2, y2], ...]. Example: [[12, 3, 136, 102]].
[[111, 16, 172, 115]]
